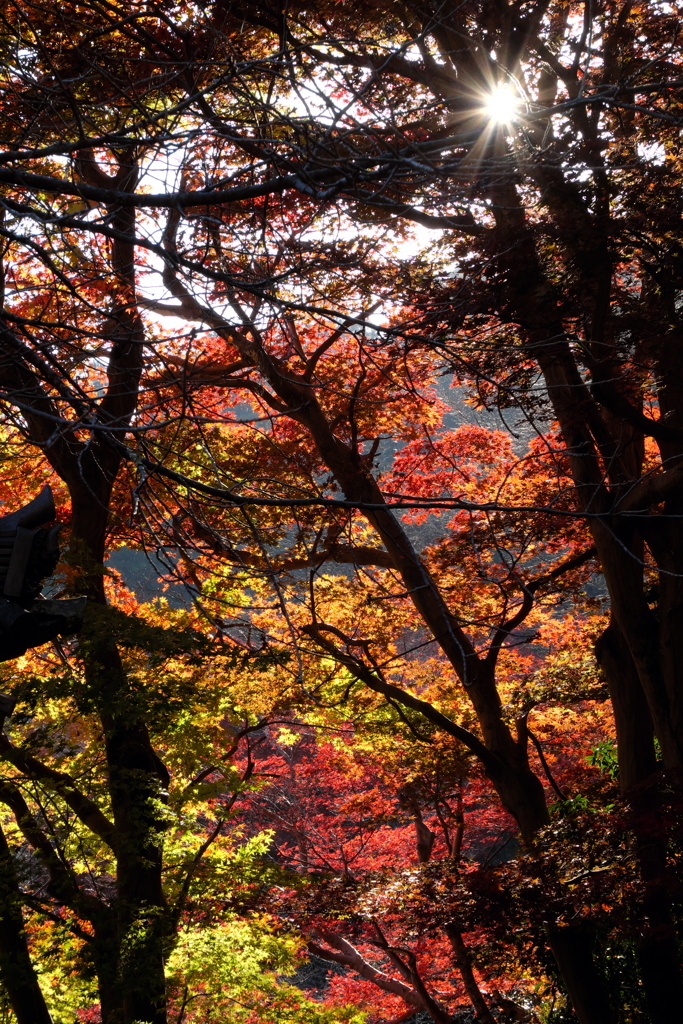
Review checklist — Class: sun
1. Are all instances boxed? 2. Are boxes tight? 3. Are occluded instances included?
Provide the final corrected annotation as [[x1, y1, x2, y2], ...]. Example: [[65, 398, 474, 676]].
[[482, 85, 519, 124]]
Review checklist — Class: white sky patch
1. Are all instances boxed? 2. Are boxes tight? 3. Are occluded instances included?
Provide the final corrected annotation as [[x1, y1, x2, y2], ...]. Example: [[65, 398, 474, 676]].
[[393, 221, 439, 260], [637, 141, 666, 166]]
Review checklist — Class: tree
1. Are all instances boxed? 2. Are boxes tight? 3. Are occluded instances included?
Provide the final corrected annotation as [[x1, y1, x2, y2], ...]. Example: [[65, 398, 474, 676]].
[[0, 1, 680, 1022]]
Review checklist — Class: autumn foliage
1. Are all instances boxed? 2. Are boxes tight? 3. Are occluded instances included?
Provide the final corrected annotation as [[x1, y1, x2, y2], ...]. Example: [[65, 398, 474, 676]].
[[0, 2, 680, 1024]]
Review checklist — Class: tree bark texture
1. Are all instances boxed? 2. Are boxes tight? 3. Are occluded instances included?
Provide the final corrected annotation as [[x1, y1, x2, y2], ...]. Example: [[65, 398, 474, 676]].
[[0, 825, 54, 1024]]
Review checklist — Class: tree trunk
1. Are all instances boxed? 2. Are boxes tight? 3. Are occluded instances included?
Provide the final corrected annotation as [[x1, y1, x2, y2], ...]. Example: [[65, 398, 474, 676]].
[[93, 951, 121, 1024], [446, 925, 496, 1024], [529, 336, 683, 1017], [83, 635, 169, 1024], [108, 718, 169, 1024], [69, 478, 170, 1024], [546, 924, 615, 1024], [595, 618, 683, 1022], [0, 825, 54, 1024], [66, 164, 170, 1015], [592, 521, 683, 774], [644, 494, 683, 774], [630, 780, 683, 1024], [595, 619, 657, 792]]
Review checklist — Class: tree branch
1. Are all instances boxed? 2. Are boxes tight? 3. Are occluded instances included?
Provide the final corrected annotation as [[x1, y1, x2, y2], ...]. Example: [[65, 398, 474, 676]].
[[0, 734, 118, 851], [308, 927, 423, 1009], [302, 622, 499, 771], [0, 779, 110, 923]]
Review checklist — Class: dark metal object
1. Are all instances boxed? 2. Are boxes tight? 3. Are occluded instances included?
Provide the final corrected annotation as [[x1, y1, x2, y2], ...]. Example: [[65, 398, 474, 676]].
[[0, 487, 86, 712]]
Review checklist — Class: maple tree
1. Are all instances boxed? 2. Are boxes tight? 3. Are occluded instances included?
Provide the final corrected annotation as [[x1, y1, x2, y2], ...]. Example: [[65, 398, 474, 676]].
[[0, 1, 680, 1023]]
